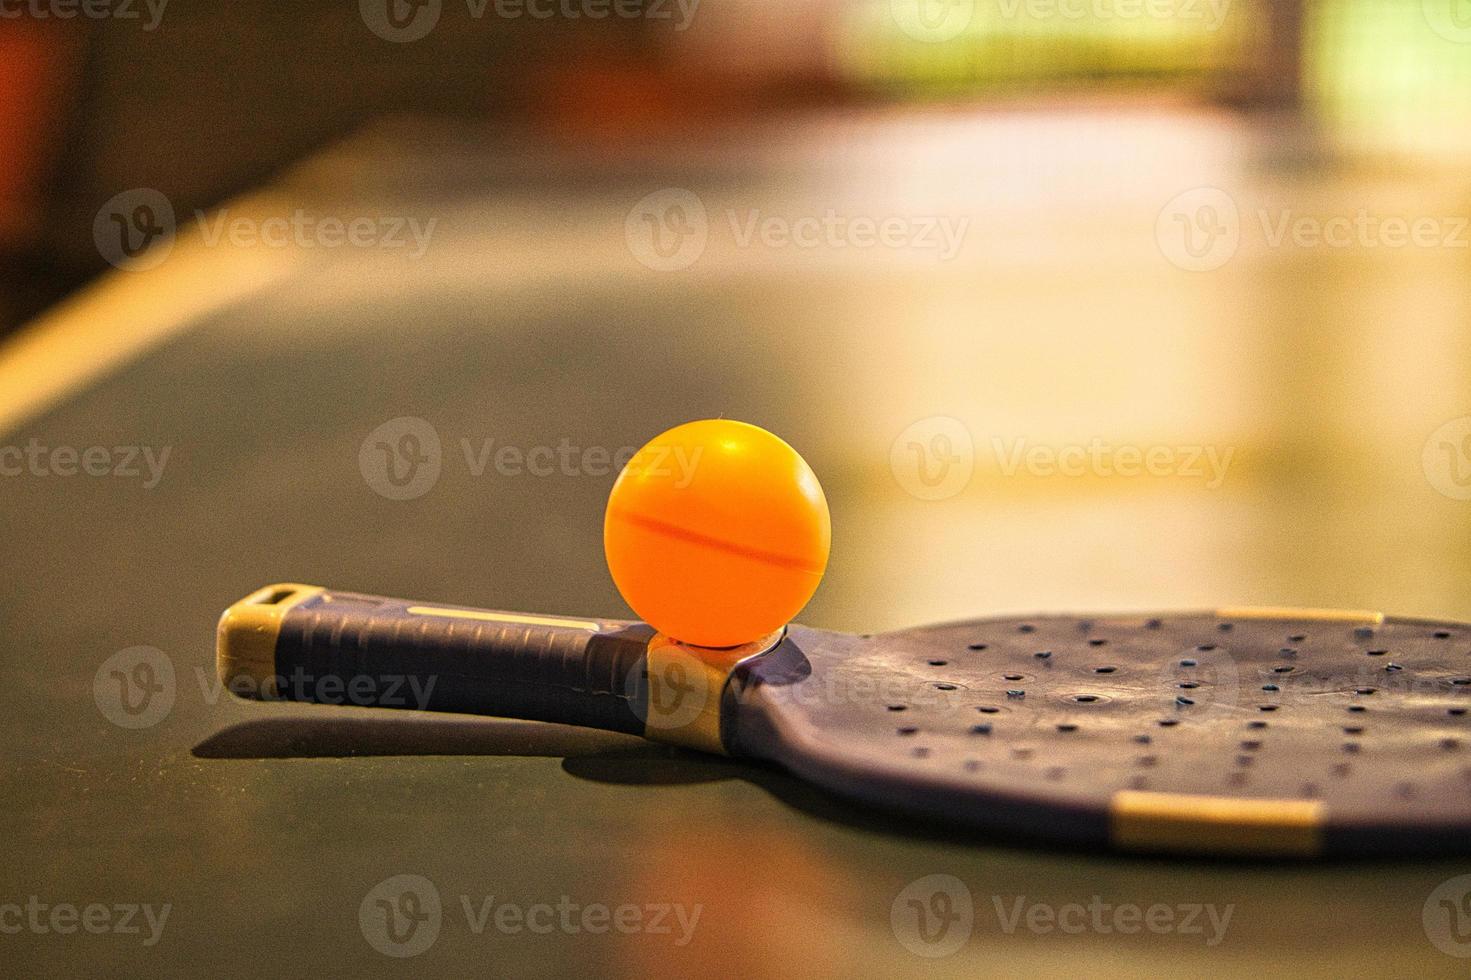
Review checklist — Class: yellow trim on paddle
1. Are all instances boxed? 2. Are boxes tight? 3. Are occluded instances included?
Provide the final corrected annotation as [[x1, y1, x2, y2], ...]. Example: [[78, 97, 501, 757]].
[[641, 631, 782, 755], [1216, 607, 1383, 624], [405, 606, 601, 632], [216, 583, 325, 698], [1111, 790, 1324, 856]]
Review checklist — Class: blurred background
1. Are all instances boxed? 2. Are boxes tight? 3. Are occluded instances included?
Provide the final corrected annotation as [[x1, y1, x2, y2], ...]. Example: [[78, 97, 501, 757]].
[[3, 0, 1468, 623], [3, 2, 1471, 976], [3, 0, 1471, 311]]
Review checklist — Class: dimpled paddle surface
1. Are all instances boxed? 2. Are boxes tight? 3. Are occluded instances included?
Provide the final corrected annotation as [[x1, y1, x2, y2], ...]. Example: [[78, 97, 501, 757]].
[[726, 614, 1471, 855]]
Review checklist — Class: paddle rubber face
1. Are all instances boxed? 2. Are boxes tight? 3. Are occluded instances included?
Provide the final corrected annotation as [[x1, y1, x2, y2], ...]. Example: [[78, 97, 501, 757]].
[[723, 612, 1471, 856]]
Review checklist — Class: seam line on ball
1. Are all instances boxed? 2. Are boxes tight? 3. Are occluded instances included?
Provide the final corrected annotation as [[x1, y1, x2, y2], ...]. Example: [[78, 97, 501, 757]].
[[608, 507, 826, 574]]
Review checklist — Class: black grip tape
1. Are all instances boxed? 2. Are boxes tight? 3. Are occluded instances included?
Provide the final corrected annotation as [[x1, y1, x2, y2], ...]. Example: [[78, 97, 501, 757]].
[[272, 591, 650, 735]]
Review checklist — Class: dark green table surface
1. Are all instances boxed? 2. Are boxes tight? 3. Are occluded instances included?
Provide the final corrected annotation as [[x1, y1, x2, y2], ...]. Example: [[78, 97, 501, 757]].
[[3, 115, 1470, 978]]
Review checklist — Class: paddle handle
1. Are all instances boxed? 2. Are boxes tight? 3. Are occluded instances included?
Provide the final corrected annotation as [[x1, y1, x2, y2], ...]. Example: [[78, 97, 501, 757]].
[[215, 583, 651, 734]]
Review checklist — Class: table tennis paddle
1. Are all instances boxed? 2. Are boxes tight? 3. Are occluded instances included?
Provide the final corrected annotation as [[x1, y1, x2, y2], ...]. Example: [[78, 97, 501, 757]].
[[218, 583, 1471, 857]]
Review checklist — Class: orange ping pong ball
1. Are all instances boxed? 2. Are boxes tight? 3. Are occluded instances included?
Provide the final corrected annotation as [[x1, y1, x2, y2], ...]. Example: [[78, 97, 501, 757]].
[[604, 419, 831, 648]]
